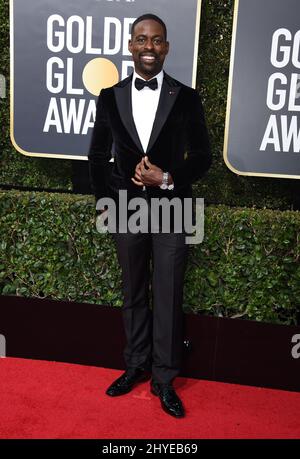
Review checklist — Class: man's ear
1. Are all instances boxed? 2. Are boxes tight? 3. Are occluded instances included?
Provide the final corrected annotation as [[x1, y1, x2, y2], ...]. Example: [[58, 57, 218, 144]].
[[128, 39, 132, 54]]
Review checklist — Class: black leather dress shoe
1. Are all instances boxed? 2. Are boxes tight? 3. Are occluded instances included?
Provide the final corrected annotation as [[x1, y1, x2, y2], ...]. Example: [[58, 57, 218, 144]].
[[150, 380, 185, 418], [106, 368, 151, 396]]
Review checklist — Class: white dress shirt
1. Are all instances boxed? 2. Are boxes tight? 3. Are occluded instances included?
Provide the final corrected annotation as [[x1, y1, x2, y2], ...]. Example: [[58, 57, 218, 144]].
[[131, 70, 164, 153]]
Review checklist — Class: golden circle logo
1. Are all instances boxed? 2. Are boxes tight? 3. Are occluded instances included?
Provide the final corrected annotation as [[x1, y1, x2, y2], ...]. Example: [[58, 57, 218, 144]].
[[82, 58, 119, 96]]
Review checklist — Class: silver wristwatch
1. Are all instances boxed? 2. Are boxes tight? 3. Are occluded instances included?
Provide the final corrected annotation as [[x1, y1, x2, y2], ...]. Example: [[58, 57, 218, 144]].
[[159, 172, 174, 190]]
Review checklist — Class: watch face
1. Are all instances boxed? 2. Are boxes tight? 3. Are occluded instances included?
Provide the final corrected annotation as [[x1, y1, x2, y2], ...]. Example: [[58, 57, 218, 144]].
[[160, 184, 168, 190]]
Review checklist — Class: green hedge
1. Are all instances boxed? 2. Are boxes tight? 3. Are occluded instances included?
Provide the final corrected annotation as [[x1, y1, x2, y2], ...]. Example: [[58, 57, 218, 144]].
[[1, 190, 299, 325], [0, 0, 299, 208]]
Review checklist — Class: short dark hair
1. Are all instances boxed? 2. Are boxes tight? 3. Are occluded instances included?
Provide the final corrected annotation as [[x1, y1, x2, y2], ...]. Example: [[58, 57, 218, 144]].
[[131, 14, 167, 40]]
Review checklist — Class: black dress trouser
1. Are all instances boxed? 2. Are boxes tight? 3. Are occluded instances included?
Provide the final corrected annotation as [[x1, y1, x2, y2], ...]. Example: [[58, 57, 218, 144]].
[[112, 227, 189, 384]]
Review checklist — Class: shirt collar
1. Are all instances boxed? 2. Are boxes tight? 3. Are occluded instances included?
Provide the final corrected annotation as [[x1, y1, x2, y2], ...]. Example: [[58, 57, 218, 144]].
[[132, 69, 164, 90]]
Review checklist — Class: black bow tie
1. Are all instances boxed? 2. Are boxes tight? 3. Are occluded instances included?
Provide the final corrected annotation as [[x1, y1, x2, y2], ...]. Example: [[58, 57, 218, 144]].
[[135, 77, 158, 91]]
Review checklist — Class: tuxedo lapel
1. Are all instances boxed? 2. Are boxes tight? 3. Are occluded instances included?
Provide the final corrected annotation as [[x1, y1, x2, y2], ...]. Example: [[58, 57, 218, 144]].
[[146, 73, 181, 153], [113, 75, 144, 153], [113, 72, 181, 154]]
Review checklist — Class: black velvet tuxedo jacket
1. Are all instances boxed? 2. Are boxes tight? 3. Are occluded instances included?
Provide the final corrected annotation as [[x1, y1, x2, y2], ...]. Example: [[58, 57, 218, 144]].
[[88, 72, 212, 206]]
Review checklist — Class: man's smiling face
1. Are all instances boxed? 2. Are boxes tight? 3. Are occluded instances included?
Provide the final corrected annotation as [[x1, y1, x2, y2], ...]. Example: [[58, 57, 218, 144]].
[[128, 19, 169, 80]]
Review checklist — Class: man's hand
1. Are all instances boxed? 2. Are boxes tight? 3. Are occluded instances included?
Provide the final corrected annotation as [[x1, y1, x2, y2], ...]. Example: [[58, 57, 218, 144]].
[[131, 156, 173, 187], [131, 158, 145, 186]]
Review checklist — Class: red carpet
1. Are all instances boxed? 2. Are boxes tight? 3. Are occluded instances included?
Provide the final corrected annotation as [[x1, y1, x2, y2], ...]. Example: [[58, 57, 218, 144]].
[[0, 357, 299, 439]]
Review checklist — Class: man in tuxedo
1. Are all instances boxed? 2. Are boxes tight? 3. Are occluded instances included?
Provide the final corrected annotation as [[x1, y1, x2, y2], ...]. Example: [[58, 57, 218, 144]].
[[88, 13, 211, 418]]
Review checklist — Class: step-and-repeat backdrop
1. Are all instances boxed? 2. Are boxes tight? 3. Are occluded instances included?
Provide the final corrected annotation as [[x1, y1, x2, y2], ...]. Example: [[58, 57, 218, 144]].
[[10, 0, 201, 159], [224, 0, 300, 179], [11, 0, 300, 176]]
